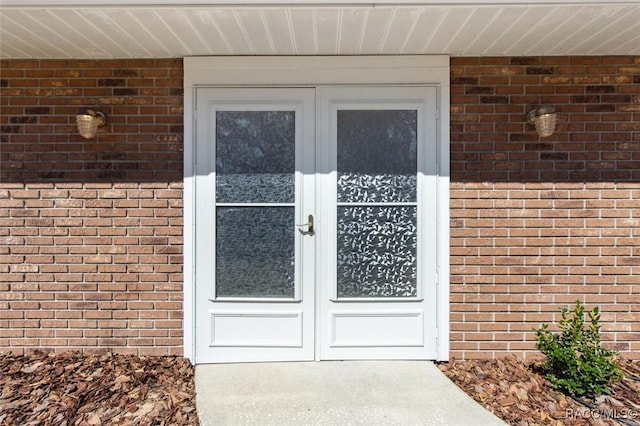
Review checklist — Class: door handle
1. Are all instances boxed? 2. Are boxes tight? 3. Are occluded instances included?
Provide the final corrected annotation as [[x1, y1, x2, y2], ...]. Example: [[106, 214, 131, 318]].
[[296, 214, 314, 236]]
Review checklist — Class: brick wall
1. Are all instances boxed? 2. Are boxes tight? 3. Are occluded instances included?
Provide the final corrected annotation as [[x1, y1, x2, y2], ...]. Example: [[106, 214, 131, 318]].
[[450, 56, 640, 359], [0, 59, 184, 356], [1, 56, 638, 360]]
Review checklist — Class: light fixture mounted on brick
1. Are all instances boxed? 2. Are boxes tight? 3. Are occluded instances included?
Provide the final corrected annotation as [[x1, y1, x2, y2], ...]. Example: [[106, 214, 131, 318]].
[[76, 108, 107, 138], [527, 106, 556, 137]]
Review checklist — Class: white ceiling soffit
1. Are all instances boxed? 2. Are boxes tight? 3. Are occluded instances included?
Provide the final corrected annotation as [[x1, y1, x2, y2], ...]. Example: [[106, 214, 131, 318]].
[[1, 1, 639, 59]]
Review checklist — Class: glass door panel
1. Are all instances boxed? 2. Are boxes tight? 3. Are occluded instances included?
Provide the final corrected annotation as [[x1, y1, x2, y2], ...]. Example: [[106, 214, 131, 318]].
[[336, 109, 418, 298], [215, 110, 296, 299], [216, 206, 295, 298], [337, 110, 417, 203], [337, 205, 417, 297], [216, 111, 295, 203]]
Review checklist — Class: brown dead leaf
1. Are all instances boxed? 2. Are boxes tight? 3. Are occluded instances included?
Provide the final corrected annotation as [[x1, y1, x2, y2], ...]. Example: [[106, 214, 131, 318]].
[[21, 362, 43, 374], [128, 401, 155, 419], [516, 387, 528, 401], [86, 413, 101, 425], [115, 374, 131, 384], [497, 396, 517, 406], [602, 395, 624, 407], [86, 368, 103, 381]]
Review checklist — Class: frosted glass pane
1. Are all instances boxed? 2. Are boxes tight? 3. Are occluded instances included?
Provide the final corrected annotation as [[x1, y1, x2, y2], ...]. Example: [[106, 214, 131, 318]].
[[337, 206, 417, 298], [216, 207, 295, 298], [216, 111, 295, 203], [337, 110, 417, 203]]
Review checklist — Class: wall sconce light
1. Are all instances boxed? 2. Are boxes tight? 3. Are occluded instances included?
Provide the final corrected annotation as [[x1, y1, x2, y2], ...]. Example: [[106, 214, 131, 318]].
[[76, 108, 106, 138], [527, 106, 556, 137]]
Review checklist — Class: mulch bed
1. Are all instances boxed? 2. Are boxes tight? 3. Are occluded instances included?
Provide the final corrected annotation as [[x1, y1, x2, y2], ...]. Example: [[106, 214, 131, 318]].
[[438, 357, 640, 426], [2, 351, 639, 425], [0, 351, 198, 426]]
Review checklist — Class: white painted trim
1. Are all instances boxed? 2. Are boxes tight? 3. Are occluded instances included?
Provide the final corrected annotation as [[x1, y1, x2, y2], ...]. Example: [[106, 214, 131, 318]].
[[183, 83, 195, 363], [437, 82, 451, 362], [184, 56, 449, 87], [184, 55, 451, 362]]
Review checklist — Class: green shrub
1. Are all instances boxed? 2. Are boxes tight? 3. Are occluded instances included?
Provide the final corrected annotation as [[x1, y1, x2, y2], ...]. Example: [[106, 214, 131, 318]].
[[534, 300, 624, 397]]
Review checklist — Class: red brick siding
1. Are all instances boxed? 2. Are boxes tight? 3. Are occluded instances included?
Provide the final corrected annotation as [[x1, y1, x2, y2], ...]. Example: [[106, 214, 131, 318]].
[[1, 57, 639, 360], [450, 56, 640, 359], [0, 59, 184, 356]]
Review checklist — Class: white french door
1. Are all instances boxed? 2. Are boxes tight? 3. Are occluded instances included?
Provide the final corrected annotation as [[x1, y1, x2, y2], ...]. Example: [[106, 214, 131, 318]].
[[317, 87, 438, 360], [194, 88, 316, 363], [194, 86, 438, 363]]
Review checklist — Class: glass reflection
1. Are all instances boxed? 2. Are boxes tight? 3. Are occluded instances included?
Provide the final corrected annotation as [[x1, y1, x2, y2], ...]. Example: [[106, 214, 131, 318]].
[[216, 207, 295, 298], [337, 110, 417, 203], [337, 206, 417, 298], [216, 111, 295, 203]]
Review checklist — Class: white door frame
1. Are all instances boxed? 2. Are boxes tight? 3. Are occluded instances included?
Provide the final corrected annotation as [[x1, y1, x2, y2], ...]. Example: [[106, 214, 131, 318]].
[[183, 56, 451, 362]]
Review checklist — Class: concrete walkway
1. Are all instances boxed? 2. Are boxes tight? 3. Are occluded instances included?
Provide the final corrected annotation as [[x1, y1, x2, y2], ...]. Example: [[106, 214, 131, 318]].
[[195, 361, 507, 425]]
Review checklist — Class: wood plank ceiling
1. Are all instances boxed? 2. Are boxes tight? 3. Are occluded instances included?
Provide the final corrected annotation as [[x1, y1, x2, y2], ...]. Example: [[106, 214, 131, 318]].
[[1, 2, 640, 59]]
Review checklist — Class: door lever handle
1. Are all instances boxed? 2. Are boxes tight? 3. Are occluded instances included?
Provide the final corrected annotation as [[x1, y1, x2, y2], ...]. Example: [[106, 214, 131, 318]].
[[296, 214, 314, 235]]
